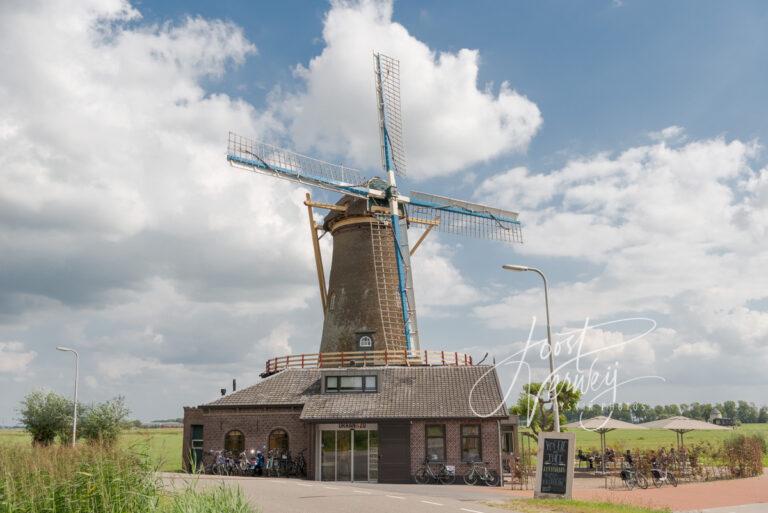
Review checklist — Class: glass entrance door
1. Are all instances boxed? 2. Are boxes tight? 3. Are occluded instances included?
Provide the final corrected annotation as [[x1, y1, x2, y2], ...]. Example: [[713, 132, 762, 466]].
[[353, 430, 368, 481], [336, 430, 352, 481], [319, 428, 378, 482]]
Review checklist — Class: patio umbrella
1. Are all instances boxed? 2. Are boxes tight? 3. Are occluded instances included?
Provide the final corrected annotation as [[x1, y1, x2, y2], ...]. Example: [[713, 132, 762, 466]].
[[638, 415, 730, 448], [563, 415, 647, 488]]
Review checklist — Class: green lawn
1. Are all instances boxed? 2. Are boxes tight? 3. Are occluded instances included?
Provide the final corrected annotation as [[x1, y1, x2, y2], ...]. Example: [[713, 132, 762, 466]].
[[0, 428, 184, 471]]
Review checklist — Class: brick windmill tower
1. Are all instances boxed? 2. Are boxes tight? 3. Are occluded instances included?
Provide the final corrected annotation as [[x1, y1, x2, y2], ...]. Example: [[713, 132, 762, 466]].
[[227, 53, 522, 361]]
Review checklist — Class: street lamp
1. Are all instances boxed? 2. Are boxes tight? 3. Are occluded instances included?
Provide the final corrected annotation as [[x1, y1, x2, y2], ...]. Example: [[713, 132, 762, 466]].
[[56, 346, 79, 446], [502, 264, 560, 432]]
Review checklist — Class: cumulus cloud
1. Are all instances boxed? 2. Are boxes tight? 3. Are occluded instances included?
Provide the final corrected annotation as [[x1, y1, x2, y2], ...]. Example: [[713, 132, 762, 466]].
[[273, 0, 542, 179], [411, 238, 481, 316], [474, 135, 768, 388], [0, 0, 323, 418], [0, 342, 36, 374], [648, 125, 686, 142]]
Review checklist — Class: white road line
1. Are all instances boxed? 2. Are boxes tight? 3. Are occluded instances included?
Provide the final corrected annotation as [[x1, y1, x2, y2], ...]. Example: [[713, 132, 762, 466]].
[[460, 508, 486, 513], [420, 500, 443, 506], [322, 485, 339, 490], [295, 483, 313, 487], [352, 490, 371, 494], [386, 495, 406, 500]]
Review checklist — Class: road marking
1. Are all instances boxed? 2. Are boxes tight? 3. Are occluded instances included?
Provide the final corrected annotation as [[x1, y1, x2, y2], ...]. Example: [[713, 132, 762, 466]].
[[295, 483, 313, 487], [322, 485, 339, 490], [420, 500, 443, 506], [460, 509, 486, 513], [352, 490, 371, 494], [386, 495, 406, 500]]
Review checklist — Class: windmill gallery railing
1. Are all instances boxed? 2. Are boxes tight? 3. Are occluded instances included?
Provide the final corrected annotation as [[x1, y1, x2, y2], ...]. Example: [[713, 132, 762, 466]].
[[263, 349, 473, 376]]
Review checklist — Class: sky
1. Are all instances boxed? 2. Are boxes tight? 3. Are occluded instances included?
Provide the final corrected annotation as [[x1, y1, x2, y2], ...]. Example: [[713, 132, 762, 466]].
[[1, 0, 767, 423]]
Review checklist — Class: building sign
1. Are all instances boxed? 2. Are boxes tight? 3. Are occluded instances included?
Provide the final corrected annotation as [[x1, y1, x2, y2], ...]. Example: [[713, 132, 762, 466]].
[[338, 422, 367, 429], [534, 432, 575, 499]]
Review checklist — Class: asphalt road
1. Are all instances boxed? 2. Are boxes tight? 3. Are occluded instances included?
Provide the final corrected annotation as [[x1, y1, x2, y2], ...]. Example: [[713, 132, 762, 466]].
[[163, 474, 513, 513]]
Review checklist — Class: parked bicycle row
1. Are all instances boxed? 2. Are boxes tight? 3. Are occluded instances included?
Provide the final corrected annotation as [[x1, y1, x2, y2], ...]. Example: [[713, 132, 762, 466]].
[[620, 460, 678, 490], [414, 459, 500, 486], [203, 448, 306, 478]]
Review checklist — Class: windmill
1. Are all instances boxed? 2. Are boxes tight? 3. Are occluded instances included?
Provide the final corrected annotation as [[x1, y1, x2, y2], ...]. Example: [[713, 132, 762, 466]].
[[227, 53, 522, 357]]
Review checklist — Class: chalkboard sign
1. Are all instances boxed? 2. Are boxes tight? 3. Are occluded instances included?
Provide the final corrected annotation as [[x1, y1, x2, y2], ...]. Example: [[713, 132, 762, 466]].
[[540, 438, 569, 494], [534, 432, 575, 499]]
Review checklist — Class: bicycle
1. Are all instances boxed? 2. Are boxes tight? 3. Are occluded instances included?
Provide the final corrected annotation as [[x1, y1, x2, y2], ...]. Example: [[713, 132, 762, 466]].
[[204, 450, 230, 475], [651, 463, 677, 488], [291, 449, 307, 478], [414, 459, 456, 485], [463, 461, 499, 486], [619, 463, 648, 490]]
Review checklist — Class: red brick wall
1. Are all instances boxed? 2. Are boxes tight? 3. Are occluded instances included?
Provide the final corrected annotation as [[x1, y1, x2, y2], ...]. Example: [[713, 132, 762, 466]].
[[182, 406, 313, 477], [409, 419, 501, 478]]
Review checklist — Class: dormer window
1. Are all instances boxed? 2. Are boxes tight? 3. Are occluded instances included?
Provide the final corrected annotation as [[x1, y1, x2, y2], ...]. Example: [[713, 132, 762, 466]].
[[325, 375, 377, 393]]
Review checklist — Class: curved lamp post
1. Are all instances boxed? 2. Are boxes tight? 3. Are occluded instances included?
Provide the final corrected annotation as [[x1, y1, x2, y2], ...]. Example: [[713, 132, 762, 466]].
[[56, 346, 79, 446], [502, 265, 560, 432]]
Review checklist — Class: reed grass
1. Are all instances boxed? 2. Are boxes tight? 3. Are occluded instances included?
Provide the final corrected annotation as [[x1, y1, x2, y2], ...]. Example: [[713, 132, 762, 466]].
[[0, 445, 256, 513]]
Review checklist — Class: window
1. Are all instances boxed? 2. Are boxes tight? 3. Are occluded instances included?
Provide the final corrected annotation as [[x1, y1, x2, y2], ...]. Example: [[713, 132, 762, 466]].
[[425, 424, 445, 462], [461, 425, 482, 462], [224, 429, 244, 454], [269, 428, 289, 454], [359, 335, 373, 348], [190, 425, 204, 470], [325, 375, 377, 393], [502, 430, 514, 454]]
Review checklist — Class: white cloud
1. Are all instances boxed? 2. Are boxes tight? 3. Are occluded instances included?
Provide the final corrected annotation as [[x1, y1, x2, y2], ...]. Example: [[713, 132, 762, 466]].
[[0, 342, 37, 374], [273, 0, 541, 179], [411, 238, 481, 316], [474, 135, 768, 387], [648, 125, 686, 142], [0, 0, 321, 417]]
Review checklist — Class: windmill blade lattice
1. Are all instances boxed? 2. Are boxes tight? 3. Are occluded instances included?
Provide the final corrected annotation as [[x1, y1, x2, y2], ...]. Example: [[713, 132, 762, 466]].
[[227, 132, 373, 199], [374, 53, 407, 177], [407, 191, 523, 243]]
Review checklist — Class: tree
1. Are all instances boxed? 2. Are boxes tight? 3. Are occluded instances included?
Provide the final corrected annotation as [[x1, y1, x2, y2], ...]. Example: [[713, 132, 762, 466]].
[[80, 396, 131, 446], [510, 381, 581, 440], [721, 401, 737, 420], [758, 406, 768, 423], [737, 401, 758, 424], [18, 390, 71, 446]]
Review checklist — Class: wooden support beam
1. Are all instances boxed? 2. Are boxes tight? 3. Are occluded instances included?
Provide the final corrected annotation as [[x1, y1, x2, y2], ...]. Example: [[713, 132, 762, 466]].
[[407, 216, 440, 226], [305, 193, 328, 314], [409, 217, 440, 256], [303, 199, 347, 212]]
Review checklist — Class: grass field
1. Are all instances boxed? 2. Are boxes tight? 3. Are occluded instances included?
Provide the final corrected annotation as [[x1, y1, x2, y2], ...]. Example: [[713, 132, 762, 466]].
[[522, 423, 768, 466], [2, 424, 766, 471], [0, 428, 184, 471]]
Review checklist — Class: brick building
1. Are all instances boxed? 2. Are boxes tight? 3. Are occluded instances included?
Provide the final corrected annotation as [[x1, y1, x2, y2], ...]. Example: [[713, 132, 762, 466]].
[[183, 365, 518, 483]]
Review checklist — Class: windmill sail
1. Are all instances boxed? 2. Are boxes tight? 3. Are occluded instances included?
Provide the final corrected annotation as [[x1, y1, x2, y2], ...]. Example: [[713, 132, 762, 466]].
[[374, 53, 406, 177], [407, 191, 523, 243], [397, 215, 419, 351], [227, 132, 378, 199]]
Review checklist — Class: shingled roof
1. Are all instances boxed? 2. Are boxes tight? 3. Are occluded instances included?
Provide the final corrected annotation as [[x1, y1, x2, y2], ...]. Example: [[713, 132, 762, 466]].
[[202, 365, 508, 420], [204, 368, 321, 407]]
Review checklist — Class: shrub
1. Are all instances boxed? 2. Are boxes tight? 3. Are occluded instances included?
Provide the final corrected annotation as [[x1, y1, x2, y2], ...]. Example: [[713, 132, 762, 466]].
[[18, 390, 73, 446], [722, 433, 765, 478], [79, 396, 130, 446]]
